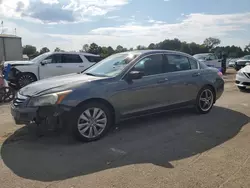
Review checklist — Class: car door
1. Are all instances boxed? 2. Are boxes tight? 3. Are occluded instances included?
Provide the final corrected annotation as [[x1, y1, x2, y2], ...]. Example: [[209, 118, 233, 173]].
[[39, 54, 64, 79], [111, 54, 171, 116], [164, 54, 200, 105]]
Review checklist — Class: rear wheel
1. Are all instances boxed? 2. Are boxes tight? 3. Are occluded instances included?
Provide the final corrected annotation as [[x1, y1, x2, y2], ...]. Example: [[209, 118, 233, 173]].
[[71, 102, 113, 142], [17, 73, 37, 88], [195, 86, 214, 114], [0, 87, 15, 102]]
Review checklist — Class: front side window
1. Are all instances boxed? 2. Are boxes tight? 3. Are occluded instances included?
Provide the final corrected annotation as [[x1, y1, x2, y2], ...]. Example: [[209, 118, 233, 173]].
[[45, 54, 62, 63], [85, 55, 102, 63], [84, 53, 139, 77], [209, 54, 216, 60], [62, 54, 83, 63], [132, 54, 164, 76], [166, 54, 191, 72]]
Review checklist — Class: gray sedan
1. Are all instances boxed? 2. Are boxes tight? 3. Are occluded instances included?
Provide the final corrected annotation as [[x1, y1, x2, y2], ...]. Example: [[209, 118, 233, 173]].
[[11, 50, 224, 142]]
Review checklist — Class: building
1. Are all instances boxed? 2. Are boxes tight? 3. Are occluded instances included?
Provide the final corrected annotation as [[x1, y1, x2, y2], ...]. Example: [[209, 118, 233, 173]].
[[0, 34, 23, 62]]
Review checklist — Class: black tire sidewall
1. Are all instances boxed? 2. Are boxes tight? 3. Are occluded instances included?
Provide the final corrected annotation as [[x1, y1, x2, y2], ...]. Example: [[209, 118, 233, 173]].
[[195, 86, 214, 114], [71, 102, 113, 142]]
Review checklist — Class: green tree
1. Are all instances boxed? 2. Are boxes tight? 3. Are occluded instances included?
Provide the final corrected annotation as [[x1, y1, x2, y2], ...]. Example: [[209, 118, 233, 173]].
[[203, 37, 221, 51], [82, 44, 89, 52], [54, 47, 61, 52], [88, 43, 99, 54], [244, 43, 250, 54], [22, 45, 37, 57], [40, 47, 50, 54]]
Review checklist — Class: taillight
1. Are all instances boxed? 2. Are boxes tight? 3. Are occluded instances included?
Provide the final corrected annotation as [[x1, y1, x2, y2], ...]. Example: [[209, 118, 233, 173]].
[[217, 71, 223, 77]]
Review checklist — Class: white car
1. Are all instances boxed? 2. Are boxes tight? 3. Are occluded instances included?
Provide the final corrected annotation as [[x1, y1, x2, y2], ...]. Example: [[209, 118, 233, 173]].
[[3, 52, 101, 88], [193, 53, 228, 73], [235, 64, 250, 91]]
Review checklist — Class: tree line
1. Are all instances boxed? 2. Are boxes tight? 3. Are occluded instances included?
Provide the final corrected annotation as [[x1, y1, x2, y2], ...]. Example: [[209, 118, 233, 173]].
[[23, 37, 250, 59]]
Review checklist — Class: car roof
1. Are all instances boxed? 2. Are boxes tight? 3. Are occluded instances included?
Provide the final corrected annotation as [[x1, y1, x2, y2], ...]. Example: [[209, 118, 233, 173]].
[[193, 53, 212, 56], [118, 49, 193, 57], [51, 52, 100, 57]]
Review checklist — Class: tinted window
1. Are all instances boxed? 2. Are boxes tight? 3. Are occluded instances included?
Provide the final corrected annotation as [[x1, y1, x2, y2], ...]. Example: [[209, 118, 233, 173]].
[[85, 55, 102, 63], [62, 54, 83, 63], [133, 54, 164, 76], [189, 58, 198, 69], [166, 54, 191, 72], [45, 54, 62, 63]]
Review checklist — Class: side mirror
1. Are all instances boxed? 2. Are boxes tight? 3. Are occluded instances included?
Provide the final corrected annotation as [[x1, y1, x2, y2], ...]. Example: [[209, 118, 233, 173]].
[[205, 57, 211, 61], [246, 62, 250, 66], [126, 71, 143, 80], [41, 59, 50, 65]]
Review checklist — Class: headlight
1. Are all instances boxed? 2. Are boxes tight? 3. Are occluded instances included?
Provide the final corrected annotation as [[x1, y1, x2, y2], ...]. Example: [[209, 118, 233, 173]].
[[237, 71, 244, 77], [28, 90, 72, 107]]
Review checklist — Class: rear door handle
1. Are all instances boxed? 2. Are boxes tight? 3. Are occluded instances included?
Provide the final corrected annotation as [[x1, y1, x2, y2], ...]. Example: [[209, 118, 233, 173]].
[[157, 78, 168, 83], [56, 65, 62, 68], [79, 66, 84, 67], [192, 72, 200, 77]]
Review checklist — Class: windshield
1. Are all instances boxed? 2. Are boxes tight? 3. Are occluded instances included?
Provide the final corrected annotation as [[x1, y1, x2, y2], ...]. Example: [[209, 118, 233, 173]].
[[31, 53, 50, 63], [243, 55, 250, 60], [193, 54, 209, 60], [84, 53, 139, 77]]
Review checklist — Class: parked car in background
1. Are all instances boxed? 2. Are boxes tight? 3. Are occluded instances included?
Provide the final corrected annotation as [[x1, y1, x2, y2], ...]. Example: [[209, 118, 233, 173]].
[[228, 58, 239, 68], [11, 50, 224, 142], [234, 55, 250, 71], [235, 63, 250, 91], [193, 53, 228, 73], [3, 52, 101, 88]]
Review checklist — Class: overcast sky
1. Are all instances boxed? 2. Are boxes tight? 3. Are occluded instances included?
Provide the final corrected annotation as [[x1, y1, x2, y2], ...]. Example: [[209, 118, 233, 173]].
[[1, 0, 250, 51]]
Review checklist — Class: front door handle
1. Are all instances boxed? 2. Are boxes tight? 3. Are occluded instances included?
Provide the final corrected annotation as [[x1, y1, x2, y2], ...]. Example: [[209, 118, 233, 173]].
[[157, 78, 168, 83], [192, 72, 200, 77], [79, 66, 84, 67], [56, 65, 62, 68]]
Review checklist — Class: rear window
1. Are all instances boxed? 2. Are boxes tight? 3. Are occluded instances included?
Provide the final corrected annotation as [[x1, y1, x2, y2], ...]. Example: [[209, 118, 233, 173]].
[[85, 55, 102, 63]]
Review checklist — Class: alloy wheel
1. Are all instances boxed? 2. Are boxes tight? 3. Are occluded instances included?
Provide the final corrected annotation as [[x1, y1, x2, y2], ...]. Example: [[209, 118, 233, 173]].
[[199, 89, 213, 112], [77, 108, 107, 138]]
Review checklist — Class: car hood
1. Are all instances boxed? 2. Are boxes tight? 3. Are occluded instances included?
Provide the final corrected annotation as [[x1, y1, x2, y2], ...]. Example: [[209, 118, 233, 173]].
[[4, 61, 34, 66], [19, 73, 106, 96], [241, 65, 250, 73]]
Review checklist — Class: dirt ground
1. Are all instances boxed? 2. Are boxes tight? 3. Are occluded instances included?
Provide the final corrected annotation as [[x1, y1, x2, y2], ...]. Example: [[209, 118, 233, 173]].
[[0, 69, 249, 188]]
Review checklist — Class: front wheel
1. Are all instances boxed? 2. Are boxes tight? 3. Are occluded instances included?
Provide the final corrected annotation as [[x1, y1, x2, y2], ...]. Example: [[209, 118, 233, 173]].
[[71, 102, 113, 142], [195, 86, 215, 114], [17, 73, 37, 88]]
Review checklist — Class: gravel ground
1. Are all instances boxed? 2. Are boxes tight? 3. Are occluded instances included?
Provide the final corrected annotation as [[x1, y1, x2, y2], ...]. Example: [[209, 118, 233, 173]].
[[0, 69, 250, 188]]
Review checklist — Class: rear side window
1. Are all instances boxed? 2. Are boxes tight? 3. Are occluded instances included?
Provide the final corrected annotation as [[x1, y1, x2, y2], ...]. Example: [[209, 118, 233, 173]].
[[84, 55, 102, 63], [166, 54, 191, 72], [188, 58, 198, 69], [62, 54, 83, 63]]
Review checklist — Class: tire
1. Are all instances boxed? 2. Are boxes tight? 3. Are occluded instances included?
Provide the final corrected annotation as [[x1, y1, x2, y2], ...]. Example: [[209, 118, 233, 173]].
[[71, 102, 113, 142], [17, 73, 37, 88], [195, 86, 215, 114], [1, 87, 15, 102], [238, 86, 247, 92]]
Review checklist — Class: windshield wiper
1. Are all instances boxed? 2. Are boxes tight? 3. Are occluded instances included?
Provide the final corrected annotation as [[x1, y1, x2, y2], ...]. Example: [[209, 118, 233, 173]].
[[84, 73, 97, 76]]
